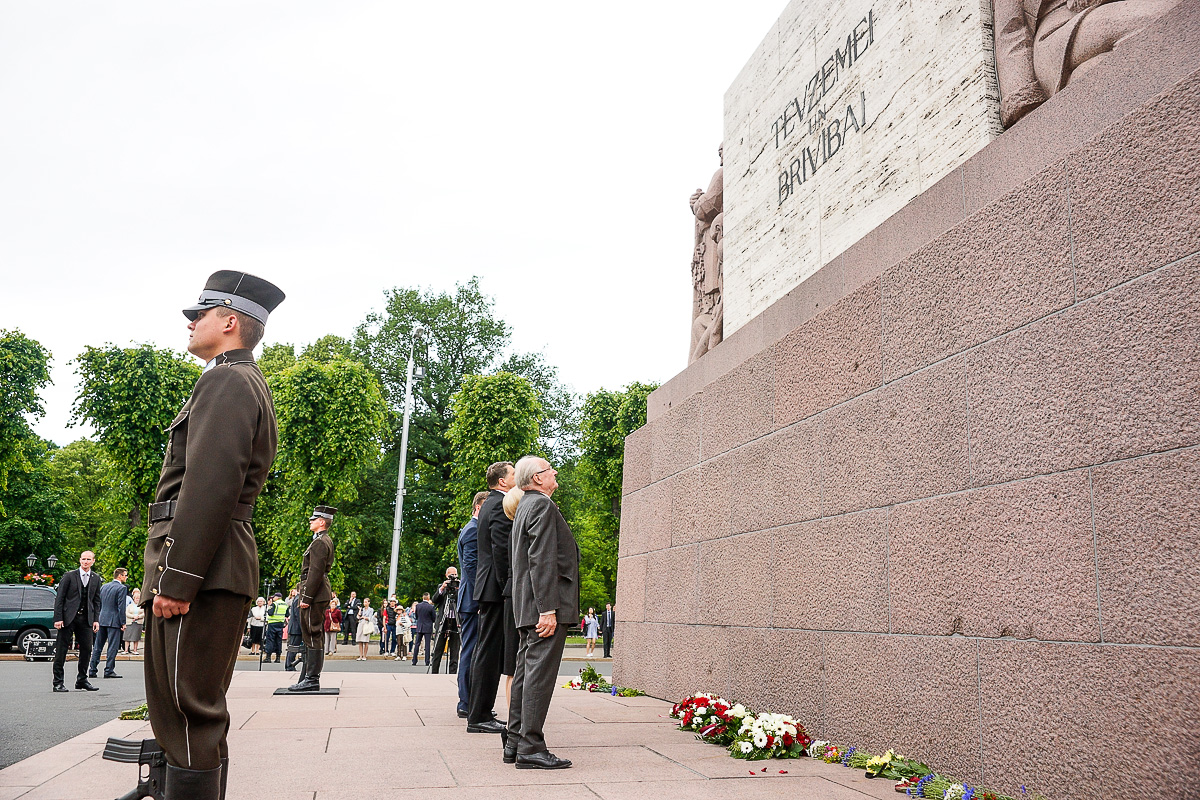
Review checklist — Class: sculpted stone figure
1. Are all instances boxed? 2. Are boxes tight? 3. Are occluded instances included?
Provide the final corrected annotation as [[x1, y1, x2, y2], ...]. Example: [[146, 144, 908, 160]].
[[689, 146, 723, 363], [993, 0, 1181, 126]]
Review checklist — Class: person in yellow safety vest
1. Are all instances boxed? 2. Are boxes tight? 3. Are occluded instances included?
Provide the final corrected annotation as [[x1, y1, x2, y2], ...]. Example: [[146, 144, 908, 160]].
[[262, 592, 288, 663]]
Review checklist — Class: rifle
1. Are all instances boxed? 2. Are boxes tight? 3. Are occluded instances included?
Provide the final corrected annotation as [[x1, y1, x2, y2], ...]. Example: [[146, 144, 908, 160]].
[[102, 737, 166, 800]]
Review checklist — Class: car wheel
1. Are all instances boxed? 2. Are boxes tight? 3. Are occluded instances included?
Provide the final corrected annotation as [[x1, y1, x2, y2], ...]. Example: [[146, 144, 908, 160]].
[[16, 627, 50, 653]]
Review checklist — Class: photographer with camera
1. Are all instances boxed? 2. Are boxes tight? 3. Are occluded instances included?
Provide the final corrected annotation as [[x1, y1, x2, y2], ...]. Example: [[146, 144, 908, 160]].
[[429, 566, 461, 673]]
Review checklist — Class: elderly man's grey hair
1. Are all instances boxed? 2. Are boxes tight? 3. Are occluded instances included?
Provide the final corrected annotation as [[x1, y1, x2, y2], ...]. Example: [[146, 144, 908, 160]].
[[513, 455, 546, 490]]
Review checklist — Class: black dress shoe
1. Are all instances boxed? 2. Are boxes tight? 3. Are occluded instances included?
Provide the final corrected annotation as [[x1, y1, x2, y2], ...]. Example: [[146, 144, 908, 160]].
[[457, 709, 469, 718], [52, 684, 68, 693], [466, 719, 507, 734], [103, 673, 122, 678], [503, 743, 517, 764], [76, 680, 99, 691], [515, 751, 571, 770]]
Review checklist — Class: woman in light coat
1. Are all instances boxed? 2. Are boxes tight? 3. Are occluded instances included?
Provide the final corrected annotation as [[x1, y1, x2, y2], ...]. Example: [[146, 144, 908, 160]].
[[123, 589, 145, 654], [355, 598, 376, 660]]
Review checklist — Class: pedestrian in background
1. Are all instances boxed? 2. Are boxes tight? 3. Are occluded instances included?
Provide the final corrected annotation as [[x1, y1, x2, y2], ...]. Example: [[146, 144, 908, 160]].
[[124, 588, 144, 655], [355, 598, 375, 660], [582, 608, 599, 659], [394, 604, 411, 660], [246, 597, 266, 656], [324, 599, 342, 655]]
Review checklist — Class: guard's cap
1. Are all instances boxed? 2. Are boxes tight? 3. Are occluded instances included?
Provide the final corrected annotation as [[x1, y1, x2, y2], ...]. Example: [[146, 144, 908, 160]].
[[309, 505, 338, 522], [182, 271, 285, 324]]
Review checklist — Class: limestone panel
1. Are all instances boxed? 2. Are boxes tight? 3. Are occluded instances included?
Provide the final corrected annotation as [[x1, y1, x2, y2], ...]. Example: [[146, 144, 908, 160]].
[[669, 453, 733, 547], [889, 472, 1100, 641], [697, 531, 775, 628], [700, 349, 775, 457], [823, 633, 982, 783], [614, 553, 648, 625], [774, 278, 883, 427], [621, 423, 653, 496], [881, 161, 1074, 382], [723, 0, 1000, 336], [1092, 447, 1200, 646], [774, 510, 889, 633], [966, 256, 1200, 485], [651, 395, 702, 482], [618, 479, 669, 558], [644, 546, 699, 625], [979, 641, 1200, 799], [820, 358, 969, 515], [726, 627, 826, 731], [666, 624, 732, 702], [1068, 70, 1200, 299], [730, 416, 824, 534]]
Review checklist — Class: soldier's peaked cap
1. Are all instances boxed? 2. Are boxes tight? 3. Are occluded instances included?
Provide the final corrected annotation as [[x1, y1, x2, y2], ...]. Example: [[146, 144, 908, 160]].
[[310, 505, 338, 521], [182, 271, 285, 324]]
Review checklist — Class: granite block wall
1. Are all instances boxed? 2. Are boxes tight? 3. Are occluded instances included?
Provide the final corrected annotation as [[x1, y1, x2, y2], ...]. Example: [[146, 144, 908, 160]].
[[614, 8, 1200, 797]]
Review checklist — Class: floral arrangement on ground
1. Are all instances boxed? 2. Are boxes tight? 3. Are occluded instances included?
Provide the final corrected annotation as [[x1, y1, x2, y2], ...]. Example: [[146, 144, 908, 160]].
[[670, 693, 1049, 800], [561, 663, 645, 697]]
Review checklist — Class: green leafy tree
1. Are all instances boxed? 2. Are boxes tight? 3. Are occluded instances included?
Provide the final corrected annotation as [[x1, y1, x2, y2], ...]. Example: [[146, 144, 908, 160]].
[[0, 439, 69, 583], [0, 329, 52, 515], [446, 373, 542, 532], [258, 343, 297, 377], [301, 335, 353, 363], [45, 439, 132, 577], [71, 345, 201, 525], [258, 357, 388, 595]]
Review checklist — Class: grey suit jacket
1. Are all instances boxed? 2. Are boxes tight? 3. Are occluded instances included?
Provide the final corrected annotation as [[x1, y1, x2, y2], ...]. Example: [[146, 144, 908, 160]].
[[98, 579, 128, 627], [510, 490, 579, 628]]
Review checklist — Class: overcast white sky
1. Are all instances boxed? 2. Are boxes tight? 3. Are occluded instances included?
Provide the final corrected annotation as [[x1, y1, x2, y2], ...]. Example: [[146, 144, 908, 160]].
[[1, 1, 785, 445]]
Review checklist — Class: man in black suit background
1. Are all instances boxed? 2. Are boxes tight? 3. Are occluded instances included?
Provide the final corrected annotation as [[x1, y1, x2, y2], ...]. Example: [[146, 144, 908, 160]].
[[51, 551, 103, 692], [88, 567, 129, 679], [467, 461, 516, 735], [341, 591, 360, 646], [410, 593, 436, 666], [506, 456, 580, 769], [601, 603, 615, 659]]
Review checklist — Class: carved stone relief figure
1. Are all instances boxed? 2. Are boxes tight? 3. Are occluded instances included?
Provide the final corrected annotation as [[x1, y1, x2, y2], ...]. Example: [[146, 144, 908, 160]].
[[689, 146, 723, 364], [993, 0, 1181, 126]]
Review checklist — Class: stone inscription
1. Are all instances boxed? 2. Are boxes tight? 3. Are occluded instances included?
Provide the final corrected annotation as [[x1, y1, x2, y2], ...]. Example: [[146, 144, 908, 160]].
[[721, 0, 1003, 335]]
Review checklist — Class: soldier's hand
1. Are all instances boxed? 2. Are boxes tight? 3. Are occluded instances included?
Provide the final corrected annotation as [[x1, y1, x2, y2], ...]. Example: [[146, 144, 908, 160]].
[[535, 612, 557, 639], [300, 602, 309, 609], [153, 595, 191, 618]]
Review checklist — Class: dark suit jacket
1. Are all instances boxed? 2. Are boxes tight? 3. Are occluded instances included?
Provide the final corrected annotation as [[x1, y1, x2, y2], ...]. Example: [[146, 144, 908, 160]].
[[53, 569, 102, 626], [473, 490, 513, 603], [299, 532, 334, 604], [98, 579, 129, 628], [457, 517, 478, 614], [511, 490, 579, 628], [414, 600, 436, 634], [343, 597, 361, 621], [141, 349, 277, 605], [601, 608, 615, 636], [432, 582, 458, 629]]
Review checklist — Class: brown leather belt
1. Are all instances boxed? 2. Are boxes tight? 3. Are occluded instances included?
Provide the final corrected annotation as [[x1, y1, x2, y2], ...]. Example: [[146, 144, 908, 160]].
[[148, 500, 254, 523]]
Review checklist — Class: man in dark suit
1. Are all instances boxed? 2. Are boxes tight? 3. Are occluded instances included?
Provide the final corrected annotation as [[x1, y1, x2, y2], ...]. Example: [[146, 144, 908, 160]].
[[410, 593, 436, 665], [430, 567, 461, 673], [341, 591, 360, 646], [88, 567, 129, 679], [467, 461, 516, 735], [601, 603, 615, 659], [506, 456, 579, 770], [140, 271, 283, 799], [51, 550, 103, 692], [456, 491, 488, 717]]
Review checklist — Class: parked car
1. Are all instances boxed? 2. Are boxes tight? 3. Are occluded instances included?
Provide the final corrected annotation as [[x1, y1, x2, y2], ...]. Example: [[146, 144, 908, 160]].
[[0, 584, 57, 652]]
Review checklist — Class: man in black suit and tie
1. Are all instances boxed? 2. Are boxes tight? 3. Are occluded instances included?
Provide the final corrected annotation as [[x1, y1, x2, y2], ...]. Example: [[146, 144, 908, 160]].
[[52, 551, 103, 692], [341, 591, 360, 646], [506, 456, 580, 770], [467, 461, 517, 735], [601, 603, 615, 659], [411, 593, 436, 665], [88, 567, 129, 679]]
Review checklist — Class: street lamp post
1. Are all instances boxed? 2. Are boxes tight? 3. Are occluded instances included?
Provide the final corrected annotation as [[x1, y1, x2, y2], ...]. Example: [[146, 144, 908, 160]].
[[387, 327, 424, 599]]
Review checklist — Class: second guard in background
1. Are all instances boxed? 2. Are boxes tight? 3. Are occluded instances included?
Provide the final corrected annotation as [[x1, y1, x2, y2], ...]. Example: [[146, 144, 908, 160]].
[[289, 505, 336, 693]]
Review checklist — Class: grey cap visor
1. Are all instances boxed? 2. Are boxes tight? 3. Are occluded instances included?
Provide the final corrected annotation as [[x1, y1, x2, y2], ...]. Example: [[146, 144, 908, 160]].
[[182, 290, 271, 323]]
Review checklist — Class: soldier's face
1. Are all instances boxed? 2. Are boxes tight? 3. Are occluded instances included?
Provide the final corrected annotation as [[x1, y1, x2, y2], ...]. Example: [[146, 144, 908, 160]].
[[309, 517, 326, 533], [187, 308, 230, 361]]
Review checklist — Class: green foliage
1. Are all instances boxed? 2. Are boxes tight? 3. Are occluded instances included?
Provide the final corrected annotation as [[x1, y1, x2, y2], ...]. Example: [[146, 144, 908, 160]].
[[71, 345, 201, 514], [0, 438, 69, 583], [260, 357, 388, 593], [301, 335, 353, 363], [45, 439, 133, 580], [0, 329, 52, 514], [446, 373, 542, 531], [257, 343, 297, 377]]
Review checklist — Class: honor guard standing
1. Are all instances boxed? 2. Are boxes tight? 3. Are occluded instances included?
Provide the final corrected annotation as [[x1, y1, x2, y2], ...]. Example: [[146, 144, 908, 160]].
[[140, 271, 284, 800], [289, 505, 336, 692]]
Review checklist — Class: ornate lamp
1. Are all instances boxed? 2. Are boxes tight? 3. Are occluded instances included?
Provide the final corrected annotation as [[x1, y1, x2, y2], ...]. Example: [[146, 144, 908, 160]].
[[47, 555, 58, 569], [26, 553, 38, 569]]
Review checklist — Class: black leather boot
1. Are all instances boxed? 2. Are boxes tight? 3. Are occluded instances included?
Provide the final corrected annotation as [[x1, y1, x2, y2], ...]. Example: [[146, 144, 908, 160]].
[[165, 763, 222, 800], [288, 647, 322, 692]]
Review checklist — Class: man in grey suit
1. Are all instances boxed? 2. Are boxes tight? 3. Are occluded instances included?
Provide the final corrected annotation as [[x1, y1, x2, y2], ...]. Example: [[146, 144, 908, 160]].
[[506, 456, 579, 770], [88, 567, 129, 679]]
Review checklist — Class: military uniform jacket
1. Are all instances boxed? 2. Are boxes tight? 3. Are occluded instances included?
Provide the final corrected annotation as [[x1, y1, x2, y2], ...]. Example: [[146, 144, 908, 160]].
[[299, 532, 334, 604], [141, 349, 278, 604], [510, 489, 579, 629]]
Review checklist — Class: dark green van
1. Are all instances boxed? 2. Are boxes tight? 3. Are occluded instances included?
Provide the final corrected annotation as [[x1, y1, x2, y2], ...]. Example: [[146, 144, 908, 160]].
[[0, 584, 57, 651]]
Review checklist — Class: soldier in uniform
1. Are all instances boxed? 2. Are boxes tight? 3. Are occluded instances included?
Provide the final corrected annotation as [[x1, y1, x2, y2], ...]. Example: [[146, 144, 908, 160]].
[[289, 505, 336, 692], [140, 271, 284, 800]]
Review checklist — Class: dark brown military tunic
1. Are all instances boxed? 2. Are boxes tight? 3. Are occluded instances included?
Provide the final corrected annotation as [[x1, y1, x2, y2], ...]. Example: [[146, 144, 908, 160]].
[[298, 531, 334, 649], [140, 348, 277, 771]]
